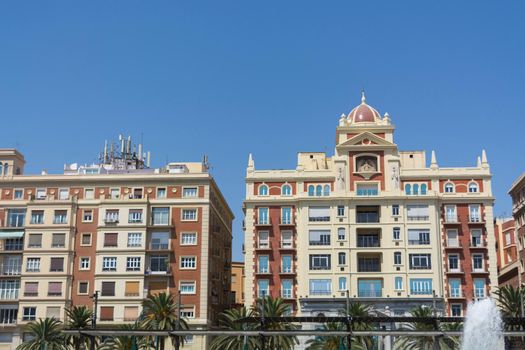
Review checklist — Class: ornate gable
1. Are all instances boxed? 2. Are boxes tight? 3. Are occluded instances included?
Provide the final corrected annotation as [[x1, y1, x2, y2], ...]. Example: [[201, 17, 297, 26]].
[[336, 131, 397, 150]]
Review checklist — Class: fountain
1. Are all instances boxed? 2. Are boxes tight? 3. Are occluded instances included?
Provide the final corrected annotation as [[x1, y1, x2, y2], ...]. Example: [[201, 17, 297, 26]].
[[461, 298, 504, 350]]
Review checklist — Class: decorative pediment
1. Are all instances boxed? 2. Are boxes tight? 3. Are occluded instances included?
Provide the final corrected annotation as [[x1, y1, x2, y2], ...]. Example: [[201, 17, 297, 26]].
[[337, 131, 396, 149]]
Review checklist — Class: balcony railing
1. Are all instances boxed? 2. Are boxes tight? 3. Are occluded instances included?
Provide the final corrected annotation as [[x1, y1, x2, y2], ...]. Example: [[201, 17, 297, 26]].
[[53, 217, 68, 224], [356, 213, 379, 223], [469, 216, 482, 223], [309, 240, 330, 246], [279, 241, 294, 249], [149, 243, 169, 250], [357, 236, 380, 248], [0, 290, 19, 300], [0, 265, 22, 276], [357, 261, 381, 272], [450, 288, 462, 298], [308, 216, 330, 222], [407, 215, 430, 221], [280, 266, 293, 274], [309, 289, 332, 296], [358, 289, 382, 298], [280, 290, 293, 299], [356, 189, 378, 196], [445, 215, 458, 223], [256, 242, 271, 250]]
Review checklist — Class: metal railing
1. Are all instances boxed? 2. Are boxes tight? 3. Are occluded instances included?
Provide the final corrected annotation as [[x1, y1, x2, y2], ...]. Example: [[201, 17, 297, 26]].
[[356, 213, 379, 223]]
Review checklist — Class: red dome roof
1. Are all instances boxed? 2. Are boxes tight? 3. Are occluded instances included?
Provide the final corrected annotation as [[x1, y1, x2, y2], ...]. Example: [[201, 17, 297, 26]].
[[348, 92, 381, 123]]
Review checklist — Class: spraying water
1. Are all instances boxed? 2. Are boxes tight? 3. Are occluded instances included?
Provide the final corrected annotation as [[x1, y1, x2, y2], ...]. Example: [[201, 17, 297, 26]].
[[461, 298, 504, 350]]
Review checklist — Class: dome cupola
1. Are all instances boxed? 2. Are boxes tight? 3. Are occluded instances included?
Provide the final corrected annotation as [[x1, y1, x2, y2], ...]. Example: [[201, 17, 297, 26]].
[[347, 91, 381, 123]]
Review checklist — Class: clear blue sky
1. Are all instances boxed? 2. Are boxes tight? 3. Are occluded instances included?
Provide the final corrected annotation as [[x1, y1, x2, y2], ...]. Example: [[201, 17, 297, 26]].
[[1, 1, 524, 262]]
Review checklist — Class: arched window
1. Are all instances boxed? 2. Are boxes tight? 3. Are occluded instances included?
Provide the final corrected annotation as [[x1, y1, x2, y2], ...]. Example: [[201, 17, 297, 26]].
[[421, 184, 427, 195], [0, 163, 3, 176], [3, 163, 8, 176], [323, 185, 330, 196], [337, 228, 346, 241], [308, 185, 315, 196], [468, 182, 479, 193], [281, 184, 292, 196], [445, 183, 455, 193], [316, 185, 322, 196], [413, 184, 419, 195], [258, 184, 268, 196], [405, 184, 411, 195]]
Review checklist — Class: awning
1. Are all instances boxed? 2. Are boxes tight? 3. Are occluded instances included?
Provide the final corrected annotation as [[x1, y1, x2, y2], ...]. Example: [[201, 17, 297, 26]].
[[0, 231, 24, 239]]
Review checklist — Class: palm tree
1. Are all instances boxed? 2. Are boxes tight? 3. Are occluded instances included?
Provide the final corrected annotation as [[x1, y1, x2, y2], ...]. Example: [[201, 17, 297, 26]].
[[341, 301, 374, 349], [394, 306, 457, 350], [16, 317, 67, 350], [65, 305, 94, 350], [99, 323, 153, 350], [209, 306, 259, 350], [305, 322, 350, 350], [140, 292, 188, 350], [495, 286, 525, 349], [253, 296, 298, 350]]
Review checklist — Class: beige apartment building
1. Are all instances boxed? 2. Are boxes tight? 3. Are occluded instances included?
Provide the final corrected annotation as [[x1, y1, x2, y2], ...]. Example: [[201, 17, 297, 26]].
[[0, 136, 234, 350], [231, 262, 245, 306], [243, 93, 498, 324]]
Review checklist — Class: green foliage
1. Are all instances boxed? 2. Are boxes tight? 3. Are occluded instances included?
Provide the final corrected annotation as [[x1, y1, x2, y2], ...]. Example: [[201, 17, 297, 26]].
[[65, 305, 94, 350], [209, 306, 259, 350], [100, 323, 153, 350], [16, 318, 67, 350]]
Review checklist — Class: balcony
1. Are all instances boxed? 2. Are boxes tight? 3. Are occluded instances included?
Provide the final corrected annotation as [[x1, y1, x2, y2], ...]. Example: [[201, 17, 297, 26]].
[[280, 290, 294, 299], [445, 241, 463, 250], [279, 241, 295, 250], [308, 216, 330, 222], [279, 267, 295, 275], [280, 218, 294, 226], [255, 242, 272, 251], [148, 243, 170, 251], [357, 257, 381, 272], [0, 265, 22, 277], [471, 268, 489, 275], [255, 218, 272, 227], [446, 268, 464, 275], [449, 288, 464, 299], [145, 265, 171, 275], [356, 188, 379, 196], [357, 234, 380, 248], [356, 213, 379, 223], [0, 290, 19, 300], [468, 216, 483, 224], [407, 215, 430, 222], [309, 289, 332, 296], [103, 218, 119, 225], [444, 215, 459, 224], [0, 238, 23, 252], [470, 241, 487, 249]]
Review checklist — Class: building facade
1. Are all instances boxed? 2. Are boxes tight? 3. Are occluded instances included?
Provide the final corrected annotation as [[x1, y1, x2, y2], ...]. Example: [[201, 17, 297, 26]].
[[509, 172, 525, 288], [0, 138, 234, 350], [243, 93, 498, 322], [494, 218, 518, 287], [231, 262, 245, 306]]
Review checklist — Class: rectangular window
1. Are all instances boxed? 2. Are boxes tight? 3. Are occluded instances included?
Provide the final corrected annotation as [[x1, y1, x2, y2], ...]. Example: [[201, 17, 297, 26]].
[[258, 280, 269, 298], [126, 257, 141, 271], [395, 277, 403, 290], [337, 205, 345, 217], [0, 280, 19, 300], [183, 187, 198, 197], [14, 189, 24, 200], [50, 258, 64, 272], [151, 207, 170, 225], [128, 209, 143, 223], [337, 227, 346, 241], [449, 278, 461, 297], [131, 188, 143, 199], [392, 204, 400, 216], [110, 188, 120, 199], [282, 279, 293, 298], [445, 205, 457, 223], [338, 277, 347, 291], [157, 188, 167, 198], [102, 257, 117, 272], [180, 257, 196, 269], [81, 233, 92, 246], [104, 232, 118, 247], [58, 189, 69, 200], [474, 278, 485, 298], [26, 258, 40, 272], [51, 233, 65, 248], [308, 206, 330, 222], [394, 252, 402, 265], [78, 282, 89, 295], [358, 279, 382, 297], [258, 255, 269, 273], [309, 279, 331, 296], [338, 252, 346, 265], [182, 209, 197, 221], [24, 282, 38, 297], [150, 232, 169, 250], [181, 232, 197, 245], [309, 254, 331, 270], [281, 207, 292, 224], [180, 306, 195, 319], [125, 281, 140, 296], [471, 229, 483, 247], [409, 254, 431, 270], [410, 278, 433, 295], [281, 255, 292, 273], [149, 255, 168, 272], [48, 282, 62, 296], [258, 231, 269, 248], [448, 255, 459, 271], [281, 231, 293, 248], [36, 189, 46, 200], [101, 281, 115, 296], [80, 257, 90, 270], [53, 210, 68, 224], [84, 188, 95, 199], [358, 257, 381, 272], [127, 232, 142, 247], [82, 210, 93, 222], [406, 205, 429, 221], [407, 229, 430, 245], [258, 208, 269, 225], [469, 205, 481, 222], [30, 210, 44, 224], [124, 306, 139, 321], [451, 304, 462, 317], [28, 234, 42, 248], [472, 254, 484, 271], [447, 229, 459, 247], [104, 209, 119, 223], [7, 209, 25, 227], [180, 281, 196, 294], [100, 306, 114, 321], [23, 307, 36, 321], [393, 227, 401, 240], [309, 230, 331, 246], [356, 183, 379, 196]]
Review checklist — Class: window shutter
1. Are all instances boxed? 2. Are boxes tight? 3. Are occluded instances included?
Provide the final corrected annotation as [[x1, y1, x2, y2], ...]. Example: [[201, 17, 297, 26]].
[[100, 307, 114, 321], [408, 230, 420, 241], [25, 282, 38, 294], [104, 233, 118, 247], [101, 282, 115, 296], [50, 258, 64, 271], [124, 306, 139, 321], [48, 282, 62, 295], [52, 234, 65, 247], [46, 307, 61, 319], [147, 281, 167, 295], [125, 281, 140, 296], [309, 207, 330, 218], [28, 234, 42, 247]]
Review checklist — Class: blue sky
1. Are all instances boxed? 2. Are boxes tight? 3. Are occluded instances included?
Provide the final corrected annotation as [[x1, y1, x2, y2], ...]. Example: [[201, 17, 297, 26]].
[[1, 1, 524, 261]]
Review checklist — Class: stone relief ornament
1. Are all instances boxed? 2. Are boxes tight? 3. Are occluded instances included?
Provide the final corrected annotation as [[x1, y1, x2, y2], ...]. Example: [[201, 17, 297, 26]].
[[336, 164, 346, 190], [391, 164, 400, 190]]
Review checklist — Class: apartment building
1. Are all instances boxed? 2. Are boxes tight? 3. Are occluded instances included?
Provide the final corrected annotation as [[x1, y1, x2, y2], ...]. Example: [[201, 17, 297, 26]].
[[0, 137, 234, 350], [494, 218, 518, 287], [231, 262, 245, 306], [509, 172, 525, 288], [243, 93, 498, 321]]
